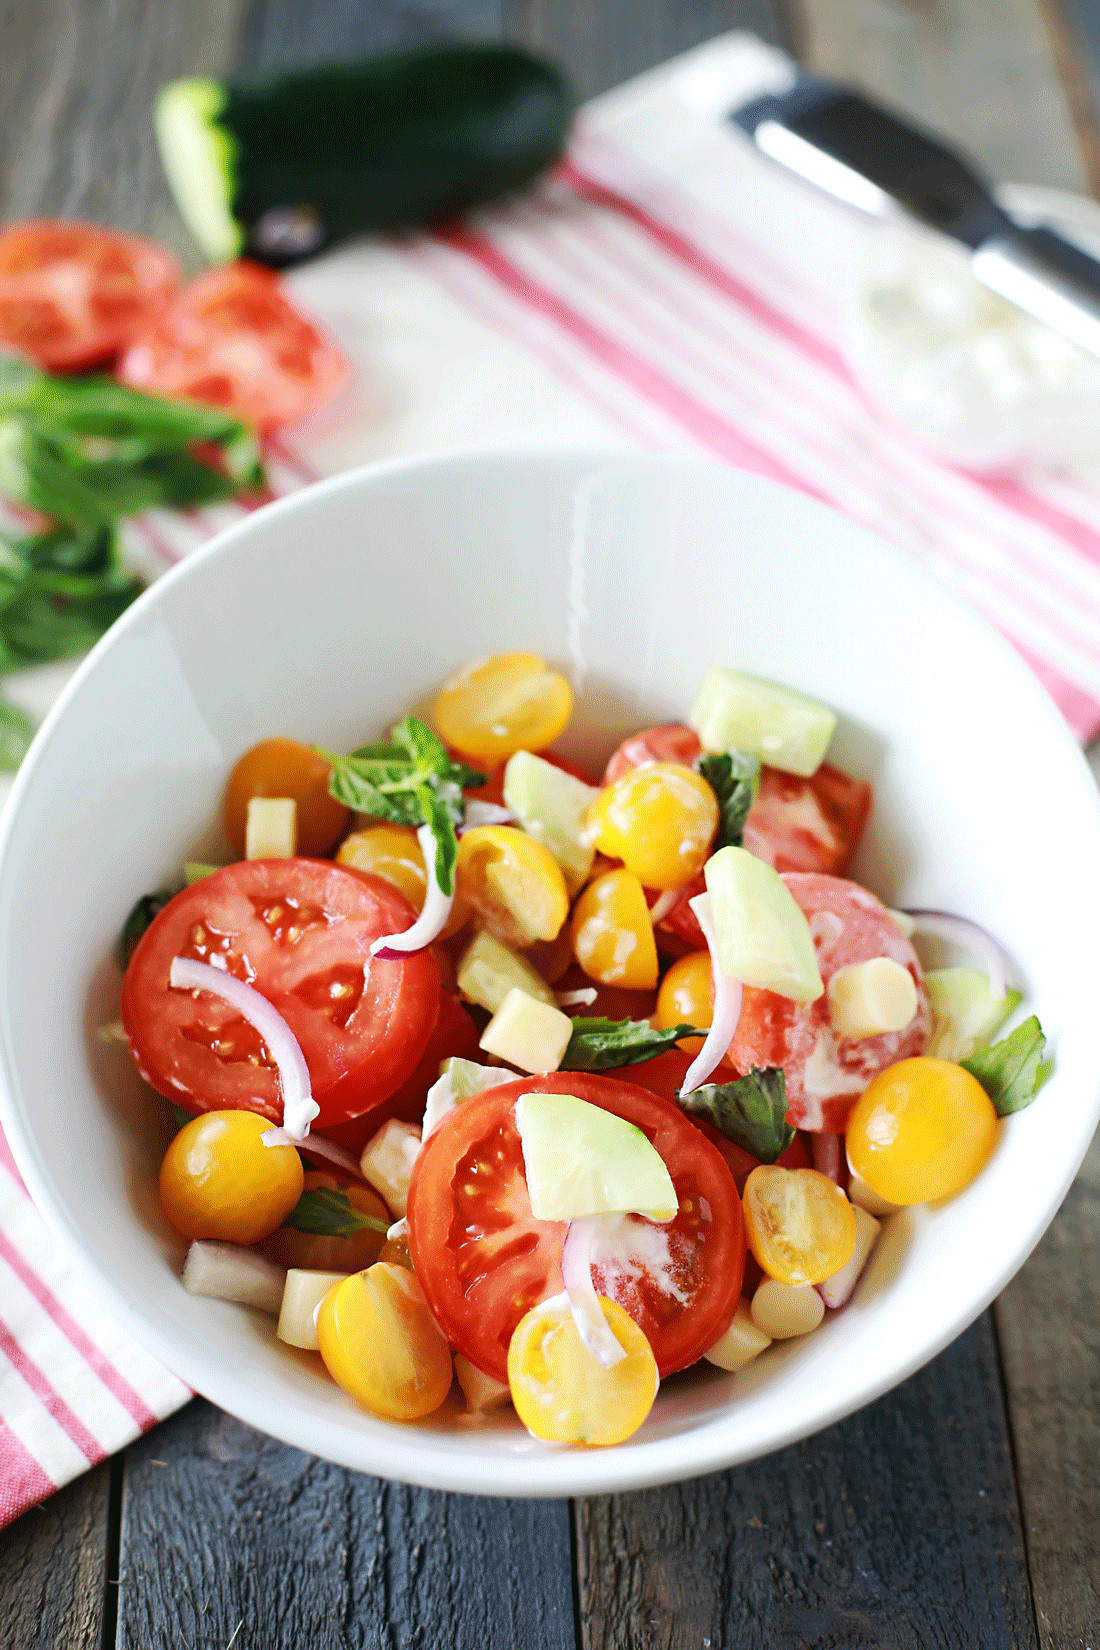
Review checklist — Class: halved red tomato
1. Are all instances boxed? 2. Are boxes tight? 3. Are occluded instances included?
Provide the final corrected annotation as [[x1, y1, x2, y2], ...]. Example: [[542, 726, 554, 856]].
[[116, 261, 347, 431], [726, 873, 931, 1133], [121, 859, 439, 1129], [406, 1071, 744, 1383], [0, 220, 178, 371], [742, 762, 872, 876]]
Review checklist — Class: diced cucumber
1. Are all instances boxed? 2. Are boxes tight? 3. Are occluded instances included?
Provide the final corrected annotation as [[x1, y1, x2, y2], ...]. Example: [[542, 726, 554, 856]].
[[182, 861, 221, 885], [503, 750, 597, 894], [925, 968, 1021, 1061], [690, 668, 837, 777], [456, 928, 556, 1013], [156, 46, 572, 266], [515, 1092, 677, 1221], [704, 845, 824, 1002]]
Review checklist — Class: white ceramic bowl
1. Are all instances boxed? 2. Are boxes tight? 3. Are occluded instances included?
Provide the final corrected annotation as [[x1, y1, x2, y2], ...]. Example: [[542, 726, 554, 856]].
[[1, 450, 1098, 1498]]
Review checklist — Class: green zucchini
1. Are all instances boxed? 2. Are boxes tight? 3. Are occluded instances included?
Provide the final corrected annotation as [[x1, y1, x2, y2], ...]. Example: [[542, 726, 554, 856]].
[[156, 45, 573, 266]]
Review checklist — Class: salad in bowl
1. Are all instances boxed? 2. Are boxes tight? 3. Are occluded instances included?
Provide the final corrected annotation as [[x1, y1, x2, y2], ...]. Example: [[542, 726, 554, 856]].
[[0, 450, 1096, 1495]]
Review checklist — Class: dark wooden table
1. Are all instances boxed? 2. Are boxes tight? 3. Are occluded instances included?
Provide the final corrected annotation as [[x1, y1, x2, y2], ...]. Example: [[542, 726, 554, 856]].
[[2, 3, 1099, 1645]]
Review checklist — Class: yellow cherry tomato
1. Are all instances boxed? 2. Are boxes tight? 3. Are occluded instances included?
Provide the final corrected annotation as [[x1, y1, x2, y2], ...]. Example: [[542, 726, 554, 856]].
[[846, 1056, 998, 1205], [507, 1296, 658, 1446], [742, 1166, 856, 1286], [316, 1263, 454, 1420], [224, 738, 349, 858], [337, 824, 471, 939], [586, 763, 718, 891], [654, 950, 714, 1054], [258, 1171, 389, 1273], [456, 824, 569, 947], [571, 868, 658, 990], [159, 1110, 304, 1244], [433, 652, 574, 762]]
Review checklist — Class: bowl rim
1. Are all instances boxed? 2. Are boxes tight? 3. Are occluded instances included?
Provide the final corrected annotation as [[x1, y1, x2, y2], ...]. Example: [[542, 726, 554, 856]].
[[1, 444, 1099, 1498]]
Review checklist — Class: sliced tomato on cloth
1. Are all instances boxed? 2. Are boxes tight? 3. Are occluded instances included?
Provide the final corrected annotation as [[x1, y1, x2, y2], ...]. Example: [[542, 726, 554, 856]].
[[117, 261, 347, 431], [726, 873, 931, 1133], [121, 859, 439, 1129], [406, 1071, 744, 1383], [0, 219, 178, 371]]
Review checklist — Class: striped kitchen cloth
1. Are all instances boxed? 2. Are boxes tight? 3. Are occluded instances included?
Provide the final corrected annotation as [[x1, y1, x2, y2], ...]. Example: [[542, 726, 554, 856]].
[[4, 29, 1100, 1527]]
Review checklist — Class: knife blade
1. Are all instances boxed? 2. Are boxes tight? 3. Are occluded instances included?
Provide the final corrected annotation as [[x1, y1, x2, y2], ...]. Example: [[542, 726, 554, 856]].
[[732, 79, 1100, 359]]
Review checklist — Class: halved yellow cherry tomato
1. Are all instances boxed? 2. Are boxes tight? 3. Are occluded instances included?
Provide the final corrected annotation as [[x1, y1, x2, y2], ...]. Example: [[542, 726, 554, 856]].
[[456, 825, 568, 946], [159, 1110, 304, 1244], [223, 738, 348, 857], [742, 1166, 856, 1286], [337, 824, 470, 938], [433, 652, 573, 762], [654, 950, 714, 1053], [586, 763, 718, 891], [571, 868, 658, 990], [846, 1056, 998, 1205], [316, 1263, 453, 1420], [507, 1296, 658, 1446]]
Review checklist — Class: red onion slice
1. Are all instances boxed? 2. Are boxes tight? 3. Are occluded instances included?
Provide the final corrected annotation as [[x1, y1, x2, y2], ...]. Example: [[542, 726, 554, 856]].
[[902, 909, 1007, 1001], [371, 823, 455, 959], [647, 886, 685, 925], [811, 1133, 845, 1186], [678, 893, 743, 1097], [459, 801, 515, 831], [556, 987, 598, 1009], [561, 1218, 627, 1369], [169, 956, 319, 1139], [260, 1127, 366, 1180]]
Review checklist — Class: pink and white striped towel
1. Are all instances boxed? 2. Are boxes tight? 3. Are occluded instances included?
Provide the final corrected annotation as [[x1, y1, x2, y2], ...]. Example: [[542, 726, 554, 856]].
[[3, 31, 1100, 1526]]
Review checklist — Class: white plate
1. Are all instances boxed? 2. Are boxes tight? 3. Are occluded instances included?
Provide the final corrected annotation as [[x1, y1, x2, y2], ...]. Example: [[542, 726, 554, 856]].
[[1, 449, 1098, 1497]]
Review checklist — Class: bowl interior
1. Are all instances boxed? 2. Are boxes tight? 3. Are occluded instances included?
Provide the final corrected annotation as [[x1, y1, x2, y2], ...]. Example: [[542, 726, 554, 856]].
[[1, 449, 1098, 1498]]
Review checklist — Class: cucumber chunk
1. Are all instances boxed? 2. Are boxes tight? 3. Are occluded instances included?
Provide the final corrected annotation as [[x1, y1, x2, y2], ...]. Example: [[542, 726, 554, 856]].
[[926, 967, 1021, 1061], [704, 845, 824, 1002], [156, 46, 572, 265], [503, 750, 597, 894], [456, 928, 556, 1013], [515, 1092, 677, 1221], [690, 667, 837, 777]]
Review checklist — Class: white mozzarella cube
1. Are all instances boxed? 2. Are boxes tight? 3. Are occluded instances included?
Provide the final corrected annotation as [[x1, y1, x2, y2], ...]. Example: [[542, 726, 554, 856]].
[[245, 796, 297, 859], [704, 1299, 772, 1372], [478, 988, 574, 1075], [277, 1269, 349, 1350], [826, 957, 917, 1040], [751, 1278, 825, 1340], [359, 1119, 422, 1217], [454, 1354, 512, 1414]]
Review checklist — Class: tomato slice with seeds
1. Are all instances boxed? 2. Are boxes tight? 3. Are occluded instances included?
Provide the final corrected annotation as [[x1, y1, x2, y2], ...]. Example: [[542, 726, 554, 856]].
[[116, 261, 347, 432], [121, 859, 439, 1129], [406, 1071, 744, 1383], [0, 219, 178, 371]]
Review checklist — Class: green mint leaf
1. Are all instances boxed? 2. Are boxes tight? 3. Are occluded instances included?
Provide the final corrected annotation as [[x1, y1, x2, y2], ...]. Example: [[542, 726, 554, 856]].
[[695, 750, 761, 850], [171, 1106, 193, 1131], [417, 783, 459, 898], [0, 695, 34, 772], [561, 1016, 699, 1071], [285, 1186, 390, 1240], [961, 1016, 1050, 1117], [118, 886, 179, 969], [678, 1067, 795, 1162]]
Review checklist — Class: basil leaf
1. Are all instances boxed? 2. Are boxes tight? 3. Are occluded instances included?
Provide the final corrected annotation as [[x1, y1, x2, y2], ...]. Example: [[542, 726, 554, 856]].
[[285, 1186, 390, 1240], [961, 1016, 1050, 1117], [695, 750, 760, 850], [118, 886, 179, 968], [561, 1016, 699, 1071], [417, 783, 459, 898], [678, 1067, 794, 1162], [171, 1106, 193, 1131], [0, 695, 34, 772]]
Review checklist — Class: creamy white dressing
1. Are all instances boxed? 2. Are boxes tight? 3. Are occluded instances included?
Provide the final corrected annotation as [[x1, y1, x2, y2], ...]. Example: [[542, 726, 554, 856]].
[[587, 1214, 692, 1308]]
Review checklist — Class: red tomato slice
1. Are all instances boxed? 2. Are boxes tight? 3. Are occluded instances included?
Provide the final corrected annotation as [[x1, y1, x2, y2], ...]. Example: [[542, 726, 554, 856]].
[[726, 873, 931, 1133], [742, 762, 872, 876], [0, 220, 178, 372], [121, 859, 439, 1129], [116, 262, 348, 432], [316, 989, 481, 1153], [406, 1071, 744, 1383]]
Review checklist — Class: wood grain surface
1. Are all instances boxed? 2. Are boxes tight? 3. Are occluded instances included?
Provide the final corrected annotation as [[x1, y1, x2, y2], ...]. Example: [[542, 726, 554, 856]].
[[1, 3, 1099, 1648]]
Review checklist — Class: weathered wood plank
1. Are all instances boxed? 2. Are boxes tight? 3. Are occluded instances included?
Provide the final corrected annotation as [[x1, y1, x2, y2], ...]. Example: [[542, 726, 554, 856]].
[[114, 1397, 576, 1650], [996, 1131, 1100, 1648], [576, 1315, 1038, 1650], [0, 0, 246, 262], [795, 0, 1092, 195], [1035, 0, 1100, 196], [0, 1459, 112, 1650]]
